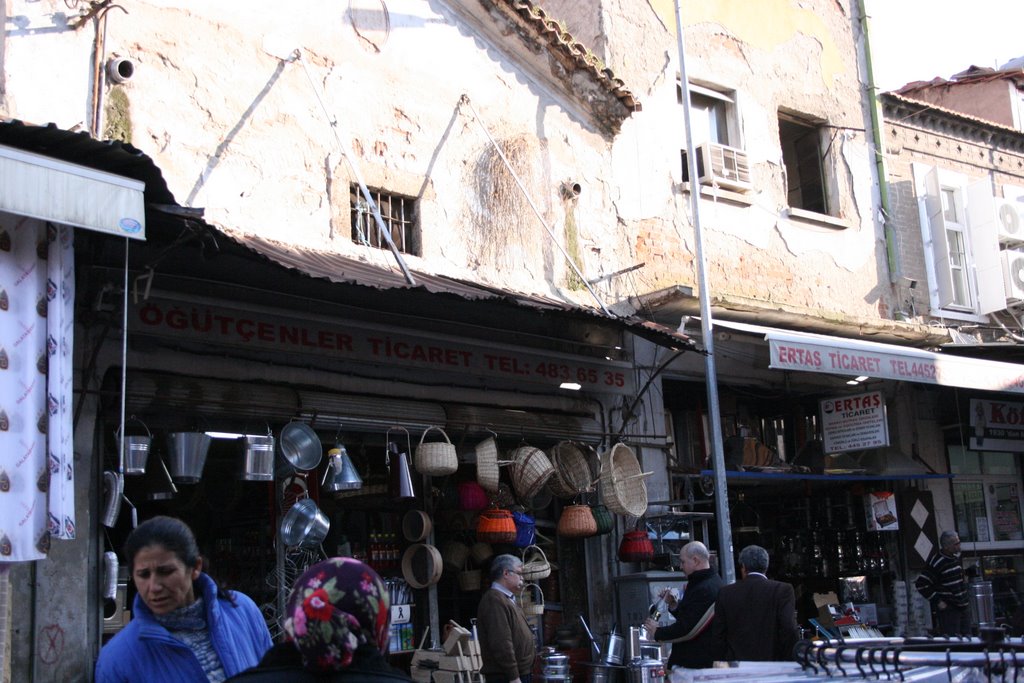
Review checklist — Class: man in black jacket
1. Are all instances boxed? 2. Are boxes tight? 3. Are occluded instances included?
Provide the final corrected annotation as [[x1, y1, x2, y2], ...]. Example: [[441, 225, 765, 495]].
[[643, 541, 723, 669]]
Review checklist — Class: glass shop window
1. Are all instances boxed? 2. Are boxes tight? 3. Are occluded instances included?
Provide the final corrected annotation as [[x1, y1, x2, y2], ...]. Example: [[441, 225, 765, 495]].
[[950, 446, 1023, 545]]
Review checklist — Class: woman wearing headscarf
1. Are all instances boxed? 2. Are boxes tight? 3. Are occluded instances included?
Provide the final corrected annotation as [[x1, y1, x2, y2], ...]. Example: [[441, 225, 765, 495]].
[[228, 556, 412, 682], [95, 516, 273, 682]]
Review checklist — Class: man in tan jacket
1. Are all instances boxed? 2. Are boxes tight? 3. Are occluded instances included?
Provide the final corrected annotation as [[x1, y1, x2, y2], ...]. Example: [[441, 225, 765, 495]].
[[477, 554, 536, 683]]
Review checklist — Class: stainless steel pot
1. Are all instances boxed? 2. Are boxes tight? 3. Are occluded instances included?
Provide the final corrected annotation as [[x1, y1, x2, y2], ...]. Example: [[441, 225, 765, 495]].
[[279, 422, 322, 471], [540, 647, 571, 679], [280, 498, 330, 546]]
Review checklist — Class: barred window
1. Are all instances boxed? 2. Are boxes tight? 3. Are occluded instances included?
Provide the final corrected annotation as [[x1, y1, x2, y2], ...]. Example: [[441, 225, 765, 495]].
[[350, 185, 419, 255]]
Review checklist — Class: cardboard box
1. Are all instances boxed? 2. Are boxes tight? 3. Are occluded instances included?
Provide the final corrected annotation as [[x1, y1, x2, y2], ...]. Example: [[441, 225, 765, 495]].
[[813, 592, 840, 627]]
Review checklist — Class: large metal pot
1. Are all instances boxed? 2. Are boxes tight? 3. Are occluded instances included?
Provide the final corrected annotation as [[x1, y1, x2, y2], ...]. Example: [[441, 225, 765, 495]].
[[280, 498, 330, 546], [279, 422, 322, 471]]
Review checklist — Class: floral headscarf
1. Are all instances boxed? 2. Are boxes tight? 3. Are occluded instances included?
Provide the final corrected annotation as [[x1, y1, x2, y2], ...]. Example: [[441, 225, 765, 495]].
[[284, 557, 391, 672]]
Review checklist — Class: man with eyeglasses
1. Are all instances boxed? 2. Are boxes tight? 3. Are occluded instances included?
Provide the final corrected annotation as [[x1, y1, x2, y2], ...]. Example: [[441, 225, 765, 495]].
[[477, 554, 536, 683], [915, 530, 971, 636]]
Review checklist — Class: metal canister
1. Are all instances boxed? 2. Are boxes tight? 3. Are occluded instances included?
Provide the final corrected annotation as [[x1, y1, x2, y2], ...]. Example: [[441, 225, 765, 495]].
[[626, 656, 666, 683], [969, 578, 995, 629]]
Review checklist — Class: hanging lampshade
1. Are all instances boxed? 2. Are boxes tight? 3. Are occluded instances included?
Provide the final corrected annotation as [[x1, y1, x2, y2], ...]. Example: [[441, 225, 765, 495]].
[[322, 444, 362, 493]]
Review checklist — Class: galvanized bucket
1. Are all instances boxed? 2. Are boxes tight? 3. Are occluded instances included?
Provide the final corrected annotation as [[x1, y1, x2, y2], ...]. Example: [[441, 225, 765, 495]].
[[239, 432, 275, 481], [118, 418, 152, 476]]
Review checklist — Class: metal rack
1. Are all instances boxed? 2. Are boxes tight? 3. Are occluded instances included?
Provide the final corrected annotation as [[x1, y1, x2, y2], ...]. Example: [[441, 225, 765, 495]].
[[645, 508, 714, 566]]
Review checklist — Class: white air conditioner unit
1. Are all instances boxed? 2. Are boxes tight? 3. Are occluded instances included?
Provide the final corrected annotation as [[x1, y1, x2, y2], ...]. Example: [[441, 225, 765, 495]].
[[1001, 249, 1024, 301], [688, 143, 752, 192], [996, 198, 1024, 244]]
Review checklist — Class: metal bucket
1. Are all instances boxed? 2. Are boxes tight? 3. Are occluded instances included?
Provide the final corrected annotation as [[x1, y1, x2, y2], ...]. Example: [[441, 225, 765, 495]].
[[240, 434, 275, 481], [118, 418, 152, 476], [166, 432, 212, 483], [602, 632, 625, 666], [969, 578, 996, 629]]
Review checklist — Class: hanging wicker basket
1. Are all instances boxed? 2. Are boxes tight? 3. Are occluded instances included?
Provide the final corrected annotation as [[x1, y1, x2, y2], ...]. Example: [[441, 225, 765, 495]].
[[599, 443, 650, 518], [519, 582, 545, 617], [441, 540, 471, 571], [590, 503, 614, 535], [476, 507, 517, 544], [547, 441, 598, 499], [415, 426, 458, 477], [470, 541, 494, 564], [510, 446, 554, 500], [521, 544, 551, 581], [458, 560, 482, 592], [557, 504, 598, 539], [475, 436, 511, 493]]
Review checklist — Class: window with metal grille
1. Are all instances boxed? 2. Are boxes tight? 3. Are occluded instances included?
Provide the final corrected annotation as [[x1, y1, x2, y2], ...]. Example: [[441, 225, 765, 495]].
[[350, 185, 419, 255]]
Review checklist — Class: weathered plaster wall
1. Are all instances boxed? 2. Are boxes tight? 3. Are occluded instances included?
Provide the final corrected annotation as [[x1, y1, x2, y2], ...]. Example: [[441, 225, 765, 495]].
[[4, 0, 651, 308], [592, 0, 890, 322]]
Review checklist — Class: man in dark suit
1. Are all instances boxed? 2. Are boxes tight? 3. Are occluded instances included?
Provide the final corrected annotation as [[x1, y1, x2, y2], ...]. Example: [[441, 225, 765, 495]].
[[711, 545, 799, 662]]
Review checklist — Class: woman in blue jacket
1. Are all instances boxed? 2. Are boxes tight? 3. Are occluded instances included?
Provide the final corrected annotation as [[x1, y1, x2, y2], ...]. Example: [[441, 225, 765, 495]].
[[96, 516, 272, 682]]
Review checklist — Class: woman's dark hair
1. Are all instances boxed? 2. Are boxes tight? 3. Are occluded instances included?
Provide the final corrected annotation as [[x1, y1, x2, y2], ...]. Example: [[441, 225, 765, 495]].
[[124, 515, 235, 604]]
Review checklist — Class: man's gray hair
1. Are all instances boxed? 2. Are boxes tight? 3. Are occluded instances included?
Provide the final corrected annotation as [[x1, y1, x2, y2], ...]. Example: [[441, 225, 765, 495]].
[[939, 530, 959, 548], [738, 545, 769, 574], [681, 541, 709, 563], [489, 554, 523, 582]]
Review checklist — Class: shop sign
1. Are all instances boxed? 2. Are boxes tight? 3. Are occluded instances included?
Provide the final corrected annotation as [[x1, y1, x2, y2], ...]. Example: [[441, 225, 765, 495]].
[[768, 337, 1024, 394], [819, 391, 889, 453], [132, 299, 634, 395], [969, 398, 1024, 452]]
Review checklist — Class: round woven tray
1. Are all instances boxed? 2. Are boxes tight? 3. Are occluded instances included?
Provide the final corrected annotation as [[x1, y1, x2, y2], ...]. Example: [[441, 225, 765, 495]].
[[547, 441, 598, 499], [599, 443, 650, 518]]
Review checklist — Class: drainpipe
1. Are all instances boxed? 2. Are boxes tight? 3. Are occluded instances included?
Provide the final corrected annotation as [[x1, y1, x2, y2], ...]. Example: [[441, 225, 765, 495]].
[[857, 0, 899, 283]]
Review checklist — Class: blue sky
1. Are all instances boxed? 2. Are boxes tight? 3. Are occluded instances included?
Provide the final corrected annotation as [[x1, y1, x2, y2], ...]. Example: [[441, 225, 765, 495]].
[[868, 0, 1024, 91]]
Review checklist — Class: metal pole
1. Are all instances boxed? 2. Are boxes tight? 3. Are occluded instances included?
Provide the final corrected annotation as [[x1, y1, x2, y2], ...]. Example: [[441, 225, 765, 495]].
[[673, 0, 735, 583]]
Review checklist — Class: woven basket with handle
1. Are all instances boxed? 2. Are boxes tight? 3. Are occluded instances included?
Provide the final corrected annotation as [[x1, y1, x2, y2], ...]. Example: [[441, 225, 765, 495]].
[[519, 582, 545, 616], [557, 503, 598, 538], [458, 559, 482, 592], [599, 442, 650, 518], [547, 441, 598, 499], [415, 426, 458, 477], [510, 446, 554, 500], [520, 544, 551, 581]]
